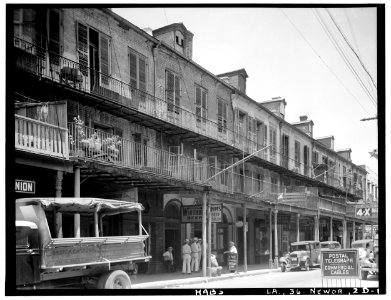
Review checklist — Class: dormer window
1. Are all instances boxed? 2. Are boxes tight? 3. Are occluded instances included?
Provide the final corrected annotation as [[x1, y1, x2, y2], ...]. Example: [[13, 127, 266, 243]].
[[176, 31, 184, 47]]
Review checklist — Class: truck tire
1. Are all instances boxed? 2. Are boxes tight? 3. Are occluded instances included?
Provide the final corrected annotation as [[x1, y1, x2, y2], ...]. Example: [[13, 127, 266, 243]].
[[361, 270, 368, 280], [97, 270, 131, 289]]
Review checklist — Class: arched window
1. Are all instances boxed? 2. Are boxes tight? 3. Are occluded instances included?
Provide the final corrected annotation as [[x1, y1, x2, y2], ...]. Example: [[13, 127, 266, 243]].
[[165, 203, 180, 219]]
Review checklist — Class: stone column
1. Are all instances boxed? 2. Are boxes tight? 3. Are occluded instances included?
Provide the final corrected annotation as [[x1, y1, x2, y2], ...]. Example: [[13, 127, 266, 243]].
[[74, 166, 80, 238], [55, 170, 63, 238], [329, 217, 333, 241], [296, 213, 300, 242], [269, 209, 273, 268], [274, 209, 278, 268], [352, 221, 356, 242], [243, 203, 247, 272]]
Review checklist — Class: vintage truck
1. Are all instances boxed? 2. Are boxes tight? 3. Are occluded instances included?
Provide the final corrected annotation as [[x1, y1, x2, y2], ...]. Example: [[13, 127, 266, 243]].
[[279, 241, 321, 272], [15, 197, 151, 289], [351, 235, 379, 280]]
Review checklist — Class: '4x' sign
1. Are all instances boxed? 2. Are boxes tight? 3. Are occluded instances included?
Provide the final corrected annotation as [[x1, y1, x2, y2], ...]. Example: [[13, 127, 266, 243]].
[[356, 207, 372, 217]]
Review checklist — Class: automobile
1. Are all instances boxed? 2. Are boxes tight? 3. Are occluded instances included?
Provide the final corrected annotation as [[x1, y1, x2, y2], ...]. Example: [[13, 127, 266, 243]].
[[351, 237, 378, 280], [279, 241, 321, 272], [320, 241, 341, 250]]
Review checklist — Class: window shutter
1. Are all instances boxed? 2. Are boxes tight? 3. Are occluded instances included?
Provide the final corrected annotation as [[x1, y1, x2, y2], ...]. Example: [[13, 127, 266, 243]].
[[196, 86, 201, 106], [166, 71, 174, 111], [77, 22, 88, 76], [234, 109, 240, 140], [129, 51, 138, 88], [174, 75, 180, 111], [202, 90, 207, 109], [48, 10, 60, 55], [138, 56, 146, 91], [100, 35, 109, 85]]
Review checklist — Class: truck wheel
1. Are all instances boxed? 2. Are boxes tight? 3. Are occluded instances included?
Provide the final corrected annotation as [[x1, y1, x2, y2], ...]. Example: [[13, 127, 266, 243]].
[[281, 263, 286, 272], [130, 263, 138, 275], [361, 270, 368, 280], [304, 259, 310, 271], [97, 270, 131, 289]]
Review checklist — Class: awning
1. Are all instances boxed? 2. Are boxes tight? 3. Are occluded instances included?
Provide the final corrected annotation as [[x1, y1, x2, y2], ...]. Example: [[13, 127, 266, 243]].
[[15, 197, 144, 215]]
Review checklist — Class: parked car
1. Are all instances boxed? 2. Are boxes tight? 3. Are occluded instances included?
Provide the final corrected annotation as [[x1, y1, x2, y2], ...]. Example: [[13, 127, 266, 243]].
[[320, 241, 341, 250], [279, 241, 321, 272], [351, 237, 378, 280]]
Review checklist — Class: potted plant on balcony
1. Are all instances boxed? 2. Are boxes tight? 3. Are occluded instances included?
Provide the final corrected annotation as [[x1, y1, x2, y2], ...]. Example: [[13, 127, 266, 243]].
[[103, 135, 121, 159], [69, 115, 86, 157]]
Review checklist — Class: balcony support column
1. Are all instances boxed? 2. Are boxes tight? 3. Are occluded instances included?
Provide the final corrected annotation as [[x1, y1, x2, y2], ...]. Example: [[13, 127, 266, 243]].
[[362, 223, 366, 239], [352, 221, 356, 242], [329, 217, 333, 241], [202, 189, 207, 278], [296, 213, 300, 242], [342, 218, 347, 249], [273, 209, 278, 268], [207, 194, 212, 277], [55, 170, 63, 238], [268, 209, 273, 269], [243, 203, 247, 273], [314, 215, 319, 241], [74, 166, 81, 238]]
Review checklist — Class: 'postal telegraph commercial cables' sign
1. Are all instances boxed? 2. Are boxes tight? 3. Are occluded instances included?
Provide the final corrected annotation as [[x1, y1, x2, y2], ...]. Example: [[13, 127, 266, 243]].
[[321, 249, 359, 279]]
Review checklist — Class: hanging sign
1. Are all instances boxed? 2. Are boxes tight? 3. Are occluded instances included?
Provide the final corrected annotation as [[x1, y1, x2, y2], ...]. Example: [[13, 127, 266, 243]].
[[321, 249, 359, 279], [356, 207, 372, 217], [181, 204, 222, 223], [15, 179, 36, 194]]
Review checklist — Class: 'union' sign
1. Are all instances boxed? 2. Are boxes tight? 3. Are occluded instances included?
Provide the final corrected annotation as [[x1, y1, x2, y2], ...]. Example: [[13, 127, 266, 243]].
[[15, 180, 36, 194], [181, 204, 222, 223]]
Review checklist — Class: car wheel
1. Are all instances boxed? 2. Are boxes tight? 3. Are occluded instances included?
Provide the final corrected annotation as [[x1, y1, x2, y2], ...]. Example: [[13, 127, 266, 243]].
[[361, 270, 368, 280], [305, 259, 310, 271], [281, 263, 286, 272], [97, 270, 131, 289]]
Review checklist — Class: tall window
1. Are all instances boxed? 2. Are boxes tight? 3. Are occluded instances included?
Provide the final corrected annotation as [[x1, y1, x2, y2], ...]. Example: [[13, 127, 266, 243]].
[[313, 151, 319, 164], [248, 117, 257, 142], [217, 98, 227, 134], [195, 86, 207, 128], [294, 140, 301, 168], [166, 70, 180, 113], [129, 49, 147, 91], [269, 126, 277, 160]]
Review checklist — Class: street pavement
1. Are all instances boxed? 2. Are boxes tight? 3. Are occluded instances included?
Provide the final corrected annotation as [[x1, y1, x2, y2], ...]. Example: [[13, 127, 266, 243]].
[[130, 265, 379, 289]]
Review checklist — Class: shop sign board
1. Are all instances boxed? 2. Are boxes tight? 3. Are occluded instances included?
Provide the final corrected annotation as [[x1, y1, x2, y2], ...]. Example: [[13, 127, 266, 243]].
[[15, 179, 36, 194], [356, 207, 372, 217], [181, 204, 222, 223], [321, 249, 359, 279]]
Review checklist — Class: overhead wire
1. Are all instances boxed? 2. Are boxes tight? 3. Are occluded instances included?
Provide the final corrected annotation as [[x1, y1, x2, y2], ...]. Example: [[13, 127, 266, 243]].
[[314, 9, 377, 108], [279, 8, 373, 116]]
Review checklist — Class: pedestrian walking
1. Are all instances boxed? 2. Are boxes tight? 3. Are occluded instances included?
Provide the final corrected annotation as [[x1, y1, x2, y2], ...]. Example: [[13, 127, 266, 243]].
[[190, 237, 199, 272], [182, 239, 191, 275], [162, 246, 175, 272]]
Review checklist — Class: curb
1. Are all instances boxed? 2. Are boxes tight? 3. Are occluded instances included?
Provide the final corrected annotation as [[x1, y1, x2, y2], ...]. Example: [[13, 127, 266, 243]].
[[132, 268, 281, 289]]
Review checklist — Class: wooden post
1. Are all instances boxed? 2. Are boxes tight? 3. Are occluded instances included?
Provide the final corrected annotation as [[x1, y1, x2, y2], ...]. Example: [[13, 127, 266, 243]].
[[74, 166, 80, 238], [314, 215, 319, 241], [343, 219, 347, 248], [138, 210, 142, 235], [202, 189, 207, 278], [296, 213, 300, 242], [55, 170, 63, 238], [269, 209, 273, 268], [243, 203, 247, 273], [362, 223, 366, 239], [94, 210, 99, 237], [352, 221, 356, 242]]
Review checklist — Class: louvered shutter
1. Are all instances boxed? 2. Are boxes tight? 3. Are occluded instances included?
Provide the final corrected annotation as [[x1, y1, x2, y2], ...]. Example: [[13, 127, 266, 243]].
[[196, 87, 201, 123], [166, 71, 174, 112], [100, 35, 109, 86], [217, 100, 222, 132], [202, 89, 207, 123], [138, 56, 146, 91], [77, 22, 88, 76], [48, 10, 60, 65], [129, 51, 137, 88], [174, 75, 180, 113], [234, 109, 240, 141]]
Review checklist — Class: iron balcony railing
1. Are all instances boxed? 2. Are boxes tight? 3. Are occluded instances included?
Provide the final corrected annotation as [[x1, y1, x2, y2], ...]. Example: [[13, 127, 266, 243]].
[[15, 114, 69, 159], [13, 37, 362, 197]]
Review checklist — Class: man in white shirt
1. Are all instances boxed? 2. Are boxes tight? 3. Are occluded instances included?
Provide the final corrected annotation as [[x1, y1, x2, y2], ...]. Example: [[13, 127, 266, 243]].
[[190, 237, 199, 272], [182, 239, 191, 274], [162, 246, 174, 272]]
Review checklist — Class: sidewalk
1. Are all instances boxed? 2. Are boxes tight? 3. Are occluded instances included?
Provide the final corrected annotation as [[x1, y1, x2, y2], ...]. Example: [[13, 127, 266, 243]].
[[130, 263, 280, 289]]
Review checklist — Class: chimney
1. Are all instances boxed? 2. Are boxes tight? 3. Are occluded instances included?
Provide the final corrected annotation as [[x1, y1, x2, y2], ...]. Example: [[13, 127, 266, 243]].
[[152, 23, 194, 60], [259, 97, 287, 119], [217, 69, 248, 94], [293, 115, 314, 137]]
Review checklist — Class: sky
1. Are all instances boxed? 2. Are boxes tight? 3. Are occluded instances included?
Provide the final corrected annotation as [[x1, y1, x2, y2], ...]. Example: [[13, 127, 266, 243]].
[[113, 6, 379, 176]]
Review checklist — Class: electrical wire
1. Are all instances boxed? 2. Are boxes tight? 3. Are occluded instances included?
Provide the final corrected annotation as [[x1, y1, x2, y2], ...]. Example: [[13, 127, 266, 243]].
[[280, 8, 373, 116], [314, 9, 377, 108]]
